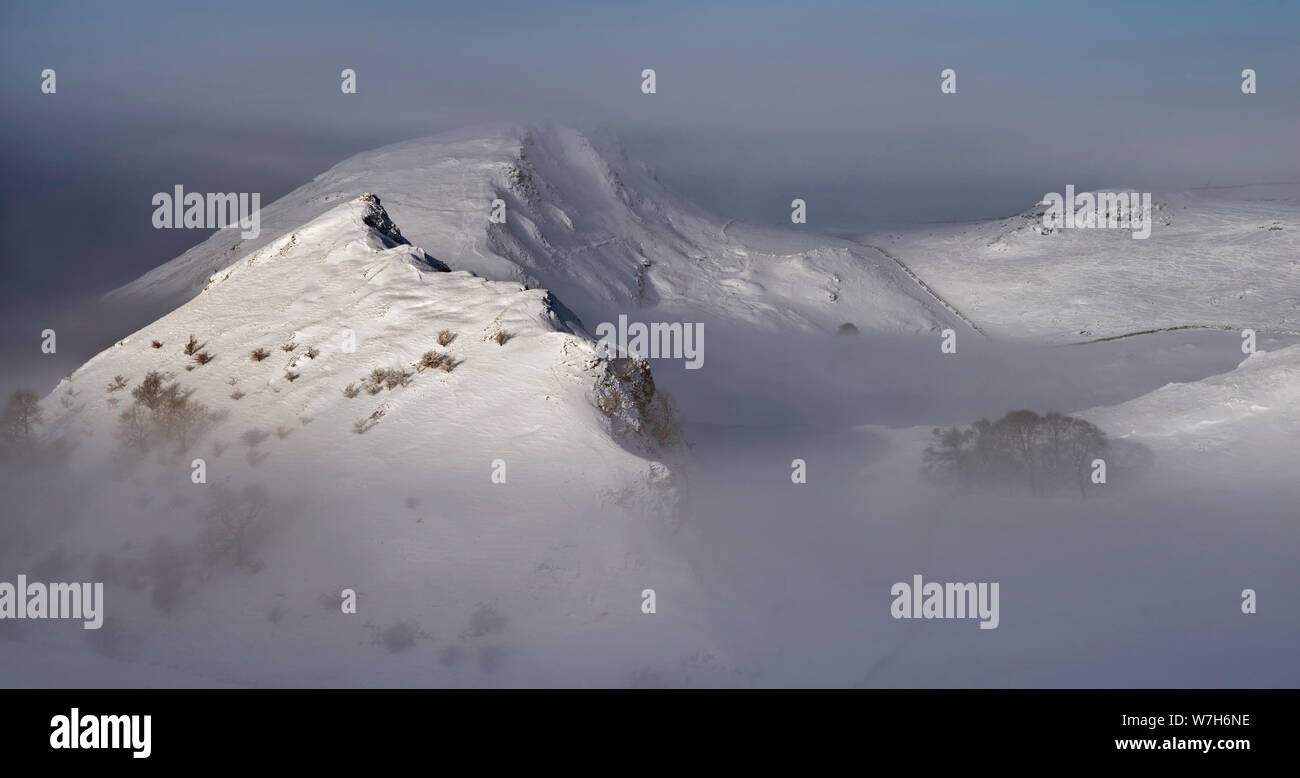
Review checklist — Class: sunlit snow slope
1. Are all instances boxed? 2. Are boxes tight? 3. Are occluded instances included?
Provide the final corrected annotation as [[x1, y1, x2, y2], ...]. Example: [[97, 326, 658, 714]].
[[26, 195, 706, 686], [112, 124, 949, 335], [864, 184, 1300, 343], [1083, 344, 1300, 488], [51, 194, 674, 500]]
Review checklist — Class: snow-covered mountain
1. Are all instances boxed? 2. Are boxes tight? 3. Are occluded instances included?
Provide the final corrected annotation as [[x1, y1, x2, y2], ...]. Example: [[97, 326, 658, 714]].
[[111, 124, 951, 335], [863, 184, 1300, 343], [49, 194, 675, 488], [20, 194, 717, 686], [12, 127, 1300, 688]]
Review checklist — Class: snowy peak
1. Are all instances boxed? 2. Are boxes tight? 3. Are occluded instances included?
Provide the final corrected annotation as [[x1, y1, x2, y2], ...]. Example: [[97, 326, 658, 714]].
[[198, 194, 449, 296], [354, 192, 412, 247], [22, 187, 703, 688], [197, 193, 449, 297], [112, 124, 950, 336], [47, 196, 680, 510]]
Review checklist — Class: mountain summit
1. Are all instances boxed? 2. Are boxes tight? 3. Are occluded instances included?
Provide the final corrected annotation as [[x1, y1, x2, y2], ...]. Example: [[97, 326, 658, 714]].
[[27, 193, 705, 686], [52, 193, 678, 485], [112, 124, 951, 335]]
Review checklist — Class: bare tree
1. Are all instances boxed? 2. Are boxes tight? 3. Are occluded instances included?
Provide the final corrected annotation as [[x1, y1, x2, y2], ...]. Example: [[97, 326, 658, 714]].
[[156, 383, 209, 451], [2, 389, 43, 445], [131, 371, 169, 411], [117, 402, 153, 451]]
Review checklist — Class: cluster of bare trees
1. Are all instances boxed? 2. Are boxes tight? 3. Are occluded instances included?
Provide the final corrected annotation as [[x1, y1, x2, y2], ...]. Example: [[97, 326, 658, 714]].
[[923, 410, 1108, 498], [117, 371, 211, 454]]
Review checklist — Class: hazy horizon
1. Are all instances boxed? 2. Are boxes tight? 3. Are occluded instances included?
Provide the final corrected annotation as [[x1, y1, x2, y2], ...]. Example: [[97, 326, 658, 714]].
[[4, 2, 1298, 334]]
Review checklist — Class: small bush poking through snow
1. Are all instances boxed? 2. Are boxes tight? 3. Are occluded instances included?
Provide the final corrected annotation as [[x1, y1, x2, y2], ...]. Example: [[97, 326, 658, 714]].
[[151, 340, 163, 349], [418, 350, 456, 373], [360, 367, 412, 394], [281, 342, 296, 352], [305, 346, 319, 359], [106, 375, 128, 393], [193, 351, 214, 365], [284, 370, 300, 382], [437, 329, 455, 347], [353, 408, 385, 434], [342, 383, 360, 399], [229, 389, 245, 401], [250, 348, 270, 362], [184, 335, 203, 356], [383, 367, 412, 389], [493, 329, 511, 346]]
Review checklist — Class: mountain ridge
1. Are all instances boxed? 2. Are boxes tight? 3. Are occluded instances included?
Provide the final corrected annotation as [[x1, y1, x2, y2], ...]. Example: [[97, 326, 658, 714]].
[[110, 124, 951, 337], [47, 194, 680, 501]]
